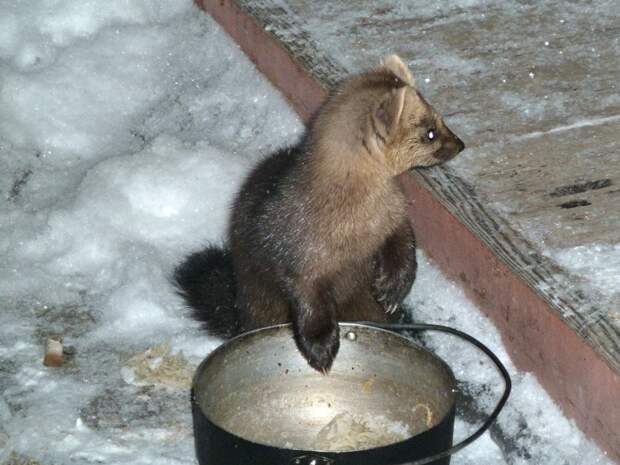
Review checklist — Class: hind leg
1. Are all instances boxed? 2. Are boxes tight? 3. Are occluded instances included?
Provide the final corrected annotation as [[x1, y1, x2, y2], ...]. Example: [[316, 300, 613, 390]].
[[235, 271, 290, 331]]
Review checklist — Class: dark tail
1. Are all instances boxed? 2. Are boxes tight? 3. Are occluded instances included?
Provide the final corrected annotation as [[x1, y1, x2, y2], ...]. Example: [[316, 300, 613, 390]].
[[173, 245, 240, 338]]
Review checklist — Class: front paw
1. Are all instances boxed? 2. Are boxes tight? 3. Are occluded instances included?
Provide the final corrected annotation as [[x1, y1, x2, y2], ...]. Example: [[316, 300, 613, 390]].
[[372, 244, 417, 315], [296, 321, 340, 374], [372, 269, 403, 315]]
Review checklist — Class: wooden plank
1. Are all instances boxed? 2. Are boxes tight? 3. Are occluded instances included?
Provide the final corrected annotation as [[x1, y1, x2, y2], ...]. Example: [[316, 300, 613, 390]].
[[196, 0, 620, 460], [460, 118, 620, 250]]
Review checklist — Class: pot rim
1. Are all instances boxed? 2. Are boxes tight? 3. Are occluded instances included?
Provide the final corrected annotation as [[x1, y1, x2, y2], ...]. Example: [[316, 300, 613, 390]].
[[191, 322, 458, 454]]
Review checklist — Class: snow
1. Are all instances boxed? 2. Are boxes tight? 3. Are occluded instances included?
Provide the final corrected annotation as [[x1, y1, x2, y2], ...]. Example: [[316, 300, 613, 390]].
[[0, 2, 301, 464], [407, 258, 612, 464], [0, 1, 612, 465], [548, 244, 620, 319]]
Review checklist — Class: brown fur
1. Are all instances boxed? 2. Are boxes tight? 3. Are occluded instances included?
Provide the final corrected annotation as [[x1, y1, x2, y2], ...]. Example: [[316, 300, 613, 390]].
[[230, 55, 464, 371], [175, 55, 464, 372]]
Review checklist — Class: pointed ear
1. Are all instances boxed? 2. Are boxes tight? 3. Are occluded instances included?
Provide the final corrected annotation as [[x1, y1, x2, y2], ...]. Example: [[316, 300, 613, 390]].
[[381, 54, 415, 87], [371, 87, 407, 147], [366, 87, 407, 157]]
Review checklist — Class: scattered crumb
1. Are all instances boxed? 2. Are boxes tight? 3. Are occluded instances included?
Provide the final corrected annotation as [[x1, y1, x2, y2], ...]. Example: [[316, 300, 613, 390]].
[[42, 336, 64, 367], [361, 377, 375, 393], [123, 343, 193, 388], [412, 403, 434, 428], [2, 453, 42, 465]]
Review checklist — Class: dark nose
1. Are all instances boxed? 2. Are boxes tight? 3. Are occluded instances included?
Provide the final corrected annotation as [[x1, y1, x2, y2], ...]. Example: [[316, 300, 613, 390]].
[[455, 136, 465, 153]]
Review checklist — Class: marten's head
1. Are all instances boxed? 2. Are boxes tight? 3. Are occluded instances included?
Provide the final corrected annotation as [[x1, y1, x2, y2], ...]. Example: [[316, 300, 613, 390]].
[[364, 54, 465, 174], [313, 54, 465, 178]]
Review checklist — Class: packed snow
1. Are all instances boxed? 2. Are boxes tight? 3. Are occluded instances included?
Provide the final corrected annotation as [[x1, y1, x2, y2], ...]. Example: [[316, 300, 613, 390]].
[[548, 244, 620, 321], [0, 2, 612, 465]]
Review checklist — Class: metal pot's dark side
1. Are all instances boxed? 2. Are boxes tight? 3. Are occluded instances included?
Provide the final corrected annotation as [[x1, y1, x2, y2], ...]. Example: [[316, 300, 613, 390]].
[[191, 389, 455, 465]]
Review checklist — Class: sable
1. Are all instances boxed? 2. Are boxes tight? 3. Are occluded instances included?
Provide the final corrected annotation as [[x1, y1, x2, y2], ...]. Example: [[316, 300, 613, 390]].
[[175, 54, 464, 372]]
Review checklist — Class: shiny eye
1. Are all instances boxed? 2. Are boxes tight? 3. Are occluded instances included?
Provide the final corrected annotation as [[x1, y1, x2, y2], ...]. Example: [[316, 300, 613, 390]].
[[427, 129, 436, 141]]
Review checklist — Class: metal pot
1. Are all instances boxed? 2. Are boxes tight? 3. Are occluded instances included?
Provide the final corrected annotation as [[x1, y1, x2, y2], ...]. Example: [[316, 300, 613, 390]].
[[191, 323, 510, 465]]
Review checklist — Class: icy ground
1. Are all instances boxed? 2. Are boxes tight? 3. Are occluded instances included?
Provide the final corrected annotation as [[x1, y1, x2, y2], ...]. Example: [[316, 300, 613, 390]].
[[549, 244, 620, 307], [0, 2, 613, 465]]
